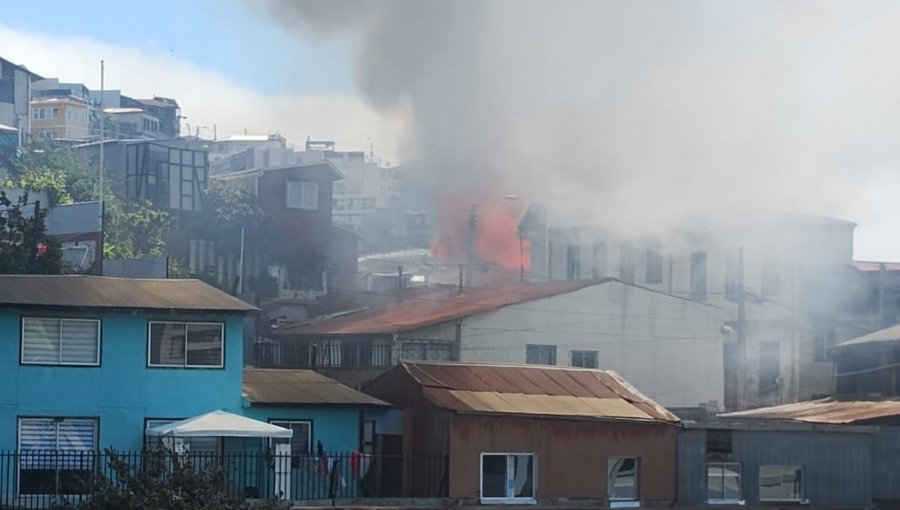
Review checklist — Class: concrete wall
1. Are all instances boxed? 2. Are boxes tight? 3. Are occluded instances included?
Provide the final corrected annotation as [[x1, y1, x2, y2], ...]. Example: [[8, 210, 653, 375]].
[[448, 413, 677, 503], [0, 309, 245, 450], [458, 281, 725, 409]]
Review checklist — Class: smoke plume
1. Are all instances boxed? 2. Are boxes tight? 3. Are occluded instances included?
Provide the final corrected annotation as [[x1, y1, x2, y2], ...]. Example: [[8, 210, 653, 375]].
[[261, 0, 900, 244]]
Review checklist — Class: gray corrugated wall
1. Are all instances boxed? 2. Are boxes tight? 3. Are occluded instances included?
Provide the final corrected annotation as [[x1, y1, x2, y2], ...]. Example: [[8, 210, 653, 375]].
[[678, 428, 873, 509], [677, 429, 708, 507], [733, 430, 872, 508], [873, 426, 900, 502]]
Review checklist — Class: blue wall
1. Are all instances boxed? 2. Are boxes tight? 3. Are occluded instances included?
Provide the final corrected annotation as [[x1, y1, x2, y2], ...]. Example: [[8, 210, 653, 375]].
[[0, 309, 246, 451], [241, 406, 361, 453]]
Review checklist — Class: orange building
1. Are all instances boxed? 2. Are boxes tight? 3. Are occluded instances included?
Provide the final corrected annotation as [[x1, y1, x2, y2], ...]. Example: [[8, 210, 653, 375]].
[[29, 97, 91, 140]]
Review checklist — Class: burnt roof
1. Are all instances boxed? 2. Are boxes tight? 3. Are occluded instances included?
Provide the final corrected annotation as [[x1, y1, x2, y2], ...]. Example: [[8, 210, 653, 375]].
[[392, 362, 678, 423], [242, 369, 388, 406], [720, 398, 900, 424], [274, 280, 607, 336], [0, 275, 257, 312]]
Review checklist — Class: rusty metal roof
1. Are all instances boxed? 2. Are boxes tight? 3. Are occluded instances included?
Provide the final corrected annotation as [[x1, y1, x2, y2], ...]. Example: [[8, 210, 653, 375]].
[[720, 398, 900, 424], [399, 362, 678, 423], [274, 280, 607, 336], [243, 369, 388, 406], [0, 275, 257, 312], [853, 260, 900, 272]]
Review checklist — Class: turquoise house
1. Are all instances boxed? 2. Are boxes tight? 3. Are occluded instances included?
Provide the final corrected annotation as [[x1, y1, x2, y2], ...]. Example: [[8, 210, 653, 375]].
[[0, 275, 387, 501]]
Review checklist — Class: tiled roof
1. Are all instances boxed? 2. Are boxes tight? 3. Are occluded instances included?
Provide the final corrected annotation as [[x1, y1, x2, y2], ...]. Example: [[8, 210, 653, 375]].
[[397, 362, 678, 423], [0, 275, 257, 312]]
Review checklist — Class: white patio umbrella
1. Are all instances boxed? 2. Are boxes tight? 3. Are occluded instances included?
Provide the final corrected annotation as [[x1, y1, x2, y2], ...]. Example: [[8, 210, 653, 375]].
[[145, 410, 292, 438]]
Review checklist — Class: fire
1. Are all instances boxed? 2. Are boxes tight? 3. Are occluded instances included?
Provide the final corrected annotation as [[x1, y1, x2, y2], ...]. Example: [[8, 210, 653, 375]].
[[432, 194, 531, 281]]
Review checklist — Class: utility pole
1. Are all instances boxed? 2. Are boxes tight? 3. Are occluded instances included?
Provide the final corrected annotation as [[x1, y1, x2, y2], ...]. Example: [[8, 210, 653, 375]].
[[465, 205, 478, 287], [98, 60, 105, 275], [736, 246, 747, 410]]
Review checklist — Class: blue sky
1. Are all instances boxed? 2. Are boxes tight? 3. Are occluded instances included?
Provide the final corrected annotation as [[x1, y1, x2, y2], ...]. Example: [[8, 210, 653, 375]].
[[8, 0, 355, 95]]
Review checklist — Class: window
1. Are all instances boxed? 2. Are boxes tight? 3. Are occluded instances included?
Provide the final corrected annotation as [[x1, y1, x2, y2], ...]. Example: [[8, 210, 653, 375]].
[[571, 350, 598, 369], [608, 457, 639, 503], [145, 419, 220, 455], [21, 318, 100, 366], [270, 420, 312, 463], [707, 462, 741, 503], [18, 418, 97, 495], [526, 344, 556, 365], [691, 252, 708, 301], [51, 107, 59, 118], [400, 340, 456, 361], [566, 245, 582, 280], [619, 242, 635, 283], [762, 257, 780, 297], [148, 322, 224, 368], [480, 453, 535, 503], [592, 242, 608, 279], [362, 197, 376, 209], [362, 420, 376, 454], [317, 339, 342, 367], [758, 341, 780, 394], [646, 245, 663, 284], [813, 326, 836, 362], [286, 180, 319, 210], [759, 465, 802, 502]]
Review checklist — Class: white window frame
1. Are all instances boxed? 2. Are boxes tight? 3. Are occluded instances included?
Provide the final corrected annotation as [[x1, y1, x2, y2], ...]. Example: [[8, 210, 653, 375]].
[[758, 465, 803, 503], [570, 350, 598, 369], [268, 420, 313, 459], [147, 321, 225, 368], [479, 452, 537, 505], [17, 417, 98, 496], [608, 456, 640, 507], [707, 462, 743, 505], [286, 180, 319, 210], [20, 317, 101, 366]]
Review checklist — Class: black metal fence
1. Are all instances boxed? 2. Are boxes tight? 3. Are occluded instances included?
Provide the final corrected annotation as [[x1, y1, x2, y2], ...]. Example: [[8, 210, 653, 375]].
[[252, 340, 394, 369], [0, 450, 448, 508]]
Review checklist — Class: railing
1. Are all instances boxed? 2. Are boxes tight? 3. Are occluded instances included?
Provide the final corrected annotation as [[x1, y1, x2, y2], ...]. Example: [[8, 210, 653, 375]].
[[252, 341, 394, 369], [0, 450, 448, 508]]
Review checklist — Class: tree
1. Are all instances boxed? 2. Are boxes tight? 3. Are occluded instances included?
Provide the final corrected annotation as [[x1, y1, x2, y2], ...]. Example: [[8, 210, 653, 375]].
[[0, 190, 68, 274]]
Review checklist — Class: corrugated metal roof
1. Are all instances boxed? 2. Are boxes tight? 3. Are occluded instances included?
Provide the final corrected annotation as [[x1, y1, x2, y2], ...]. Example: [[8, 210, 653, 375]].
[[720, 398, 900, 424], [400, 362, 678, 423], [0, 275, 257, 312], [835, 323, 900, 349], [275, 280, 607, 336], [242, 369, 388, 406]]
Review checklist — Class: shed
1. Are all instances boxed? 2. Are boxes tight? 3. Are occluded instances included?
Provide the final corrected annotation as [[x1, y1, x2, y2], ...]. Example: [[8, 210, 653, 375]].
[[363, 362, 680, 506]]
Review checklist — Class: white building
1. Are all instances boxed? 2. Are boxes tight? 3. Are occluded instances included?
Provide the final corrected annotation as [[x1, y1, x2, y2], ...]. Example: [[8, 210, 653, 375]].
[[272, 279, 725, 410], [520, 211, 861, 409]]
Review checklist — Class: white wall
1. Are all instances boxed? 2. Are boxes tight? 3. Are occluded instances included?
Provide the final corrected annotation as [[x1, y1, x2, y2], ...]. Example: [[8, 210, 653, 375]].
[[458, 280, 725, 409]]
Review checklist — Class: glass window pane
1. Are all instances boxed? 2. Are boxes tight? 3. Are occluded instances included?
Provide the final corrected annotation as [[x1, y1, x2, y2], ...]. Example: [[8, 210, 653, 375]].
[[512, 455, 534, 498], [609, 457, 637, 500], [707, 464, 724, 501], [60, 320, 99, 365], [482, 455, 507, 498], [185, 323, 223, 366], [760, 465, 802, 501], [149, 322, 186, 366], [22, 318, 61, 363]]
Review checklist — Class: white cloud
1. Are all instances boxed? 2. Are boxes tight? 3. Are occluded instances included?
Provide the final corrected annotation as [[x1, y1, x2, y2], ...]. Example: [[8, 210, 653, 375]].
[[0, 23, 408, 164]]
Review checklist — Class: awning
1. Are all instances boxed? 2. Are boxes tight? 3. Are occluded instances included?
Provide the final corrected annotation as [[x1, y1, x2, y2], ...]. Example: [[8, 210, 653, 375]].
[[145, 410, 292, 438]]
